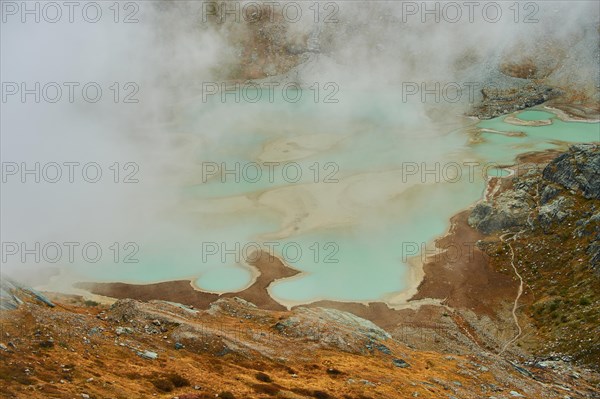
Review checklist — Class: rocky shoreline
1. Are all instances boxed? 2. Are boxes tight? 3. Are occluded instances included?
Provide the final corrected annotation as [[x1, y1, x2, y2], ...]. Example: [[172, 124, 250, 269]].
[[76, 250, 301, 312]]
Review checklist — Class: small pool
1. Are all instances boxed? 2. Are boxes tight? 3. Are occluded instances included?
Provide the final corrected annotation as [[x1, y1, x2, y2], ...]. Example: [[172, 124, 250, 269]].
[[195, 265, 254, 293], [514, 110, 555, 121], [486, 167, 511, 178]]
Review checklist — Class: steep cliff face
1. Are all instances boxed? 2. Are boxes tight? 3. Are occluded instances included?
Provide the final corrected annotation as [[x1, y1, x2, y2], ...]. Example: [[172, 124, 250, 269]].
[[469, 144, 600, 367]]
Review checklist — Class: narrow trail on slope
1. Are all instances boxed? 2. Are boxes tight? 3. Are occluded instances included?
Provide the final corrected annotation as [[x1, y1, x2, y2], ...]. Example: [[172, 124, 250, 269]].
[[499, 231, 525, 355]]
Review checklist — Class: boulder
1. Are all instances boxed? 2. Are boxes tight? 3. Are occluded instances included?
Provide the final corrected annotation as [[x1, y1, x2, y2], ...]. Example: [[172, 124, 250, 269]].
[[274, 307, 391, 354], [392, 358, 410, 368], [137, 350, 158, 360]]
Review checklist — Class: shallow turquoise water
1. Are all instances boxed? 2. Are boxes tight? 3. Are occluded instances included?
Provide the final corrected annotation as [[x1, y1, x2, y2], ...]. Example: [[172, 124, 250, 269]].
[[486, 167, 511, 177], [72, 94, 599, 304], [195, 265, 254, 292], [475, 112, 599, 164], [478, 115, 599, 144], [269, 180, 482, 302], [514, 110, 555, 121]]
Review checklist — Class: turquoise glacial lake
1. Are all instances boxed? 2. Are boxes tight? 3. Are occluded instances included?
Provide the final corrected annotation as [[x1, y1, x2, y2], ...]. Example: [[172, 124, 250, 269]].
[[67, 90, 600, 305]]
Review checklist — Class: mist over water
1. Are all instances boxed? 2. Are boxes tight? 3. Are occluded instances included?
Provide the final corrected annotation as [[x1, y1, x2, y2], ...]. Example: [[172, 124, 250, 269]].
[[1, 1, 599, 303]]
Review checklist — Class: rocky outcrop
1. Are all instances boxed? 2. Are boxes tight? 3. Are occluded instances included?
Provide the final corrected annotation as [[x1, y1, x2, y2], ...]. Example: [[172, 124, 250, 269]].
[[468, 83, 562, 119], [467, 178, 536, 234], [469, 144, 600, 235], [538, 196, 574, 228], [0, 275, 55, 310], [542, 144, 600, 200], [107, 298, 197, 326], [573, 210, 600, 269], [106, 297, 394, 358], [539, 184, 561, 205], [250, 53, 344, 88], [274, 307, 391, 354]]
